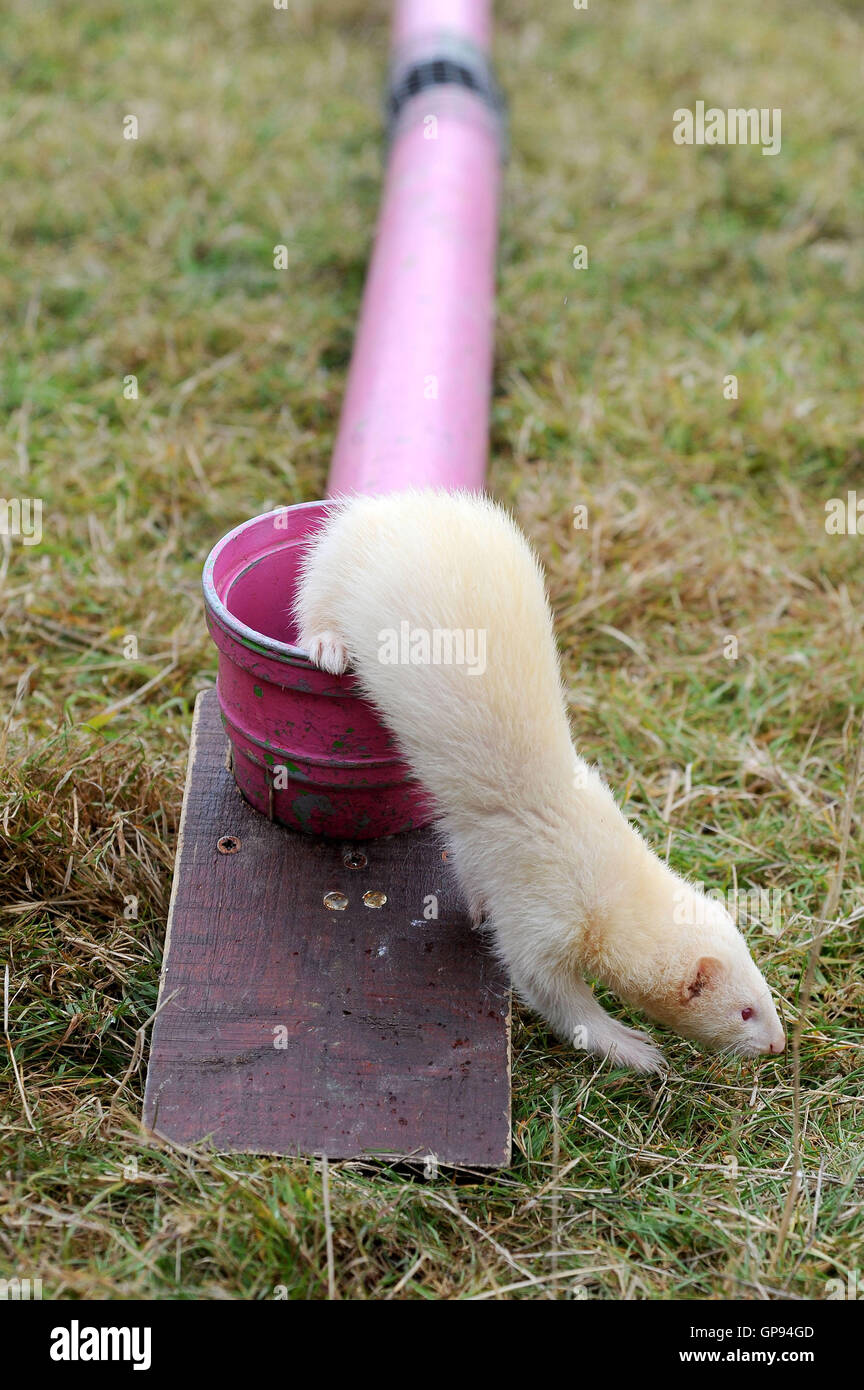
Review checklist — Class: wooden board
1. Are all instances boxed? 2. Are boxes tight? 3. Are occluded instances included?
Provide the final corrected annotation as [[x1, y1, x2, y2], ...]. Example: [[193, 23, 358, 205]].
[[143, 690, 511, 1165]]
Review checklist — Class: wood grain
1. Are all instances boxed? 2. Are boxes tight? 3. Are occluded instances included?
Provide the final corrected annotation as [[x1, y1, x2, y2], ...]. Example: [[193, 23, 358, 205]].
[[143, 690, 511, 1164]]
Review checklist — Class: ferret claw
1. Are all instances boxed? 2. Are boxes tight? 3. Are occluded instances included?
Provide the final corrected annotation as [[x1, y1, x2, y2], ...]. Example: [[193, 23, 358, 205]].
[[304, 631, 349, 675]]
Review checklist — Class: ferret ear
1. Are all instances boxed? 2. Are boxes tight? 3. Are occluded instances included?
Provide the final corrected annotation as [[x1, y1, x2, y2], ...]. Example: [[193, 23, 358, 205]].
[[679, 956, 723, 1005]]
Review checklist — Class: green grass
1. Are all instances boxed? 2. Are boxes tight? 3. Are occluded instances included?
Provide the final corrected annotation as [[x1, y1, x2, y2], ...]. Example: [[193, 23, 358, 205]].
[[1, 0, 863, 1299]]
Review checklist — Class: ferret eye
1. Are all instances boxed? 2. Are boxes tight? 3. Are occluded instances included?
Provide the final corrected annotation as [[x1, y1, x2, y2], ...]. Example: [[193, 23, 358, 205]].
[[741, 1007, 754, 1021]]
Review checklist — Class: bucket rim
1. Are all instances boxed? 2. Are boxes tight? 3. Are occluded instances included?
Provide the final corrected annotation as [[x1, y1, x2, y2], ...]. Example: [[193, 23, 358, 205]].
[[202, 501, 330, 666]]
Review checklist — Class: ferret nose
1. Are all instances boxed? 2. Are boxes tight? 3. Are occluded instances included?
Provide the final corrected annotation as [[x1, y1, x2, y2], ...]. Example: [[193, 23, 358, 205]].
[[768, 1031, 785, 1055]]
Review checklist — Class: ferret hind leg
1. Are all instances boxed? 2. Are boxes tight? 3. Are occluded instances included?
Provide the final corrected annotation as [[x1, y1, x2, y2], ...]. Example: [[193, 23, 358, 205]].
[[442, 842, 486, 927], [513, 965, 667, 1075]]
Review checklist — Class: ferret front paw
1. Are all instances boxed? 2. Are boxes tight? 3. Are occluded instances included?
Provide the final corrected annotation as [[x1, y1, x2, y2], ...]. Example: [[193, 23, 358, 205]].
[[595, 1024, 667, 1075], [303, 630, 349, 675]]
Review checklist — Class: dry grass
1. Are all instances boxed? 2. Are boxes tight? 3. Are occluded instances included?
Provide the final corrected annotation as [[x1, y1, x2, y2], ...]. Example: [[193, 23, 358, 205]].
[[1, 0, 863, 1299]]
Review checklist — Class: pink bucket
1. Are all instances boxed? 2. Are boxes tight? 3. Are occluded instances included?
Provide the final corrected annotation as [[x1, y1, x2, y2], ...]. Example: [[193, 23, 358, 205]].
[[202, 502, 434, 839]]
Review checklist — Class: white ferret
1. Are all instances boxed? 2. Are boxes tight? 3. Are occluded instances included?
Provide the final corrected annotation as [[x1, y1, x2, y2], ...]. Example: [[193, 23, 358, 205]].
[[294, 489, 785, 1073]]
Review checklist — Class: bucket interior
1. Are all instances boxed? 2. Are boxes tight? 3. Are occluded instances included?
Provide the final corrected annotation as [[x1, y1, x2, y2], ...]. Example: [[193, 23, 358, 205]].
[[208, 505, 329, 654], [224, 546, 304, 647]]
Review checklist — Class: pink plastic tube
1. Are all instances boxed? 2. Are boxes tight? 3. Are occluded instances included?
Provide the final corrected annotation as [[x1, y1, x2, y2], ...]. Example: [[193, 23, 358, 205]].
[[203, 0, 503, 837], [393, 0, 491, 48], [327, 0, 501, 497]]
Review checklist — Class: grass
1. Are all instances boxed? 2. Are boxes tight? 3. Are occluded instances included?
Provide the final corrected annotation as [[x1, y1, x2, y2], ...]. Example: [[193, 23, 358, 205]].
[[1, 0, 863, 1300]]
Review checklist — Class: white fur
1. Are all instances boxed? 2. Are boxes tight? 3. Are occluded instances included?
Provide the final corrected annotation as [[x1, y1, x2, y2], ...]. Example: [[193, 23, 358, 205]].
[[293, 490, 785, 1073]]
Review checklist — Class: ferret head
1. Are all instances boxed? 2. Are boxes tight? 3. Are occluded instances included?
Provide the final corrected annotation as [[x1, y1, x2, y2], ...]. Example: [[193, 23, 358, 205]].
[[637, 882, 785, 1058]]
